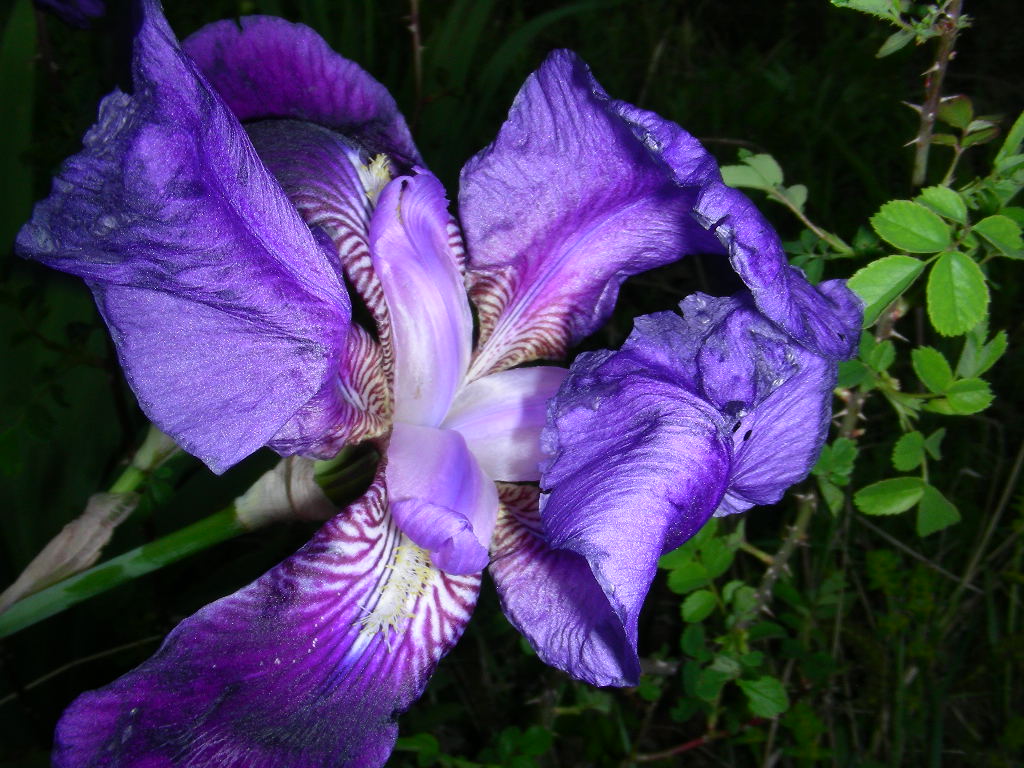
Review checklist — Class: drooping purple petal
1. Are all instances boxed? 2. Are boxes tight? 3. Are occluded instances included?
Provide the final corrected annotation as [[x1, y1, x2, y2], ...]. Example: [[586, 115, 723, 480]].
[[370, 172, 473, 426], [15, 0, 352, 474], [459, 50, 722, 377], [443, 366, 568, 482], [489, 484, 640, 687], [53, 477, 480, 768], [539, 344, 731, 654], [184, 15, 421, 167], [675, 294, 838, 515], [691, 184, 861, 359], [386, 423, 498, 574]]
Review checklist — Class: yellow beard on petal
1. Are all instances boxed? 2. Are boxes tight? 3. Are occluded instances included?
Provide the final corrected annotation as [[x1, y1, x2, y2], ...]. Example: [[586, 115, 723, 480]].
[[358, 539, 433, 649]]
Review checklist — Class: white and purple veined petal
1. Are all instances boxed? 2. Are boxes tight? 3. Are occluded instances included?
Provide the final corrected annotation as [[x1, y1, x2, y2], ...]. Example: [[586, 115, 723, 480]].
[[53, 473, 480, 768], [16, 0, 358, 475]]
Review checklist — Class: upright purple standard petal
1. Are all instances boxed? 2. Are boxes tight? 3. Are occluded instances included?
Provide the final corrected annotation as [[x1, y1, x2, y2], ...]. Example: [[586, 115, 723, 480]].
[[15, 0, 352, 473], [184, 15, 420, 167], [54, 477, 480, 768], [539, 345, 731, 658], [460, 50, 721, 377], [460, 50, 859, 378]]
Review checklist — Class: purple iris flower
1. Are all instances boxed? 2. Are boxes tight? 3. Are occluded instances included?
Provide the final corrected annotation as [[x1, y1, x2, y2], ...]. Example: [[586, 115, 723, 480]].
[[16, 1, 860, 765]]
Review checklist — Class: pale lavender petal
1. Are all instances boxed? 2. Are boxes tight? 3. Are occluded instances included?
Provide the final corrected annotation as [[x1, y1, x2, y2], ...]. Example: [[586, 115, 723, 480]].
[[15, 0, 351, 473], [443, 366, 568, 482], [370, 172, 473, 426], [539, 346, 731, 653], [184, 15, 420, 167], [52, 477, 480, 768], [489, 484, 640, 687], [460, 50, 721, 377], [386, 423, 498, 574]]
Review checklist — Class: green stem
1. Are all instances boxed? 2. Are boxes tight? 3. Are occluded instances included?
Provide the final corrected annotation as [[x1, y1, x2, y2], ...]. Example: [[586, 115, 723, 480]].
[[767, 187, 853, 254], [0, 506, 245, 639]]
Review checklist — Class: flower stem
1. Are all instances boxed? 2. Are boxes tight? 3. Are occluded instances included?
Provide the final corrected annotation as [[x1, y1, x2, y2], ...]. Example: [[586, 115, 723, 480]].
[[0, 506, 245, 639]]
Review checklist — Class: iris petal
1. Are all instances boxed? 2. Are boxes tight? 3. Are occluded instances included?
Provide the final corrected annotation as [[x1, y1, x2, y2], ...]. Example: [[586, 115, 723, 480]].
[[540, 345, 731, 655], [443, 366, 568, 482], [386, 423, 498, 574], [53, 477, 480, 768], [370, 172, 473, 426], [490, 484, 641, 687], [15, 0, 351, 474], [184, 14, 421, 167], [459, 50, 721, 377]]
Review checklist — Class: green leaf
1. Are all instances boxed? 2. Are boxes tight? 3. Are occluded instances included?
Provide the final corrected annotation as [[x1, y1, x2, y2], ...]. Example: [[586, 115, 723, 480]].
[[680, 623, 707, 657], [911, 346, 954, 392], [836, 359, 869, 388], [854, 477, 925, 516], [519, 725, 553, 757], [962, 124, 1000, 148], [667, 562, 709, 594], [738, 676, 790, 718], [829, 0, 898, 20], [924, 428, 946, 460], [931, 133, 959, 147], [871, 200, 952, 253], [892, 431, 925, 471], [865, 339, 895, 372], [916, 484, 961, 536], [973, 215, 1024, 258], [994, 110, 1024, 166], [721, 153, 784, 190], [975, 331, 1008, 376], [682, 589, 717, 622], [780, 184, 808, 211], [819, 478, 845, 515], [876, 29, 914, 57], [917, 186, 967, 224], [944, 378, 994, 414], [926, 252, 989, 336], [847, 255, 925, 326], [937, 95, 974, 130], [694, 667, 731, 702], [700, 538, 735, 579]]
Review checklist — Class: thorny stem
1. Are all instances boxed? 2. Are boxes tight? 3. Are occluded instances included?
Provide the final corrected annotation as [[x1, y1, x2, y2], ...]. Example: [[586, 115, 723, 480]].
[[911, 0, 965, 188]]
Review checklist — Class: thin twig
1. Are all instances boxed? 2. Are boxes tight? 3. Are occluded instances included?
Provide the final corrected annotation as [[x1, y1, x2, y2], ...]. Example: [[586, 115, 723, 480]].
[[634, 718, 768, 762]]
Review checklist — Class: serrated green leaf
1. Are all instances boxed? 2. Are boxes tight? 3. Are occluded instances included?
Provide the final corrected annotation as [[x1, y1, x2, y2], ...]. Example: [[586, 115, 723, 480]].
[[694, 667, 731, 702], [917, 186, 967, 224], [680, 623, 707, 657], [700, 538, 735, 579], [667, 562, 709, 594], [994, 110, 1024, 166], [892, 431, 925, 471], [866, 339, 895, 372], [819, 478, 845, 515], [962, 126, 1000, 148], [711, 654, 743, 678], [854, 477, 925, 516], [916, 484, 960, 536], [744, 153, 784, 186], [876, 29, 914, 57], [781, 184, 808, 211], [738, 676, 790, 718], [871, 200, 952, 253], [847, 255, 925, 326], [830, 0, 898, 19], [931, 133, 959, 147], [973, 215, 1023, 258], [721, 164, 772, 190], [911, 346, 954, 392], [937, 95, 974, 130], [924, 428, 946, 460], [975, 331, 1008, 376], [682, 589, 717, 622], [836, 359, 869, 388], [944, 378, 994, 414], [926, 252, 989, 336]]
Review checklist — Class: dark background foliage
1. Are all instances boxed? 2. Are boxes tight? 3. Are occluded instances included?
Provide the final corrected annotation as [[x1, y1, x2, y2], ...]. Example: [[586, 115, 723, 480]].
[[1, 0, 1022, 765]]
